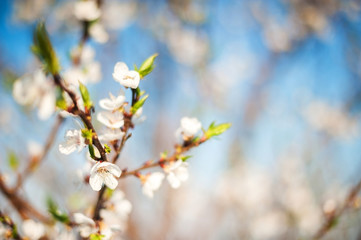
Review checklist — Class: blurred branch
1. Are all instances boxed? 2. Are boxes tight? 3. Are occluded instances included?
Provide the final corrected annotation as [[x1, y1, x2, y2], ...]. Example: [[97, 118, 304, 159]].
[[314, 178, 361, 239], [0, 174, 51, 223], [13, 115, 64, 191]]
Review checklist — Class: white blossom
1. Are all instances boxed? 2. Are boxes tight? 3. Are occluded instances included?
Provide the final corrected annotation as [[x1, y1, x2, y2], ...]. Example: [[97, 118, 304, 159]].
[[59, 129, 86, 155], [74, 213, 97, 238], [142, 172, 165, 198], [89, 23, 109, 43], [89, 162, 122, 191], [164, 159, 189, 189], [175, 117, 202, 140], [74, 0, 101, 21], [22, 219, 45, 240], [13, 70, 55, 120], [99, 92, 126, 111], [97, 111, 124, 129], [99, 128, 125, 142], [112, 62, 140, 89]]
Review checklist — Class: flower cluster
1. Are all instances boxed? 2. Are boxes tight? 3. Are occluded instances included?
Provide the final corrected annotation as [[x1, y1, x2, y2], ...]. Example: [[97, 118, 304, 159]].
[[74, 190, 131, 239]]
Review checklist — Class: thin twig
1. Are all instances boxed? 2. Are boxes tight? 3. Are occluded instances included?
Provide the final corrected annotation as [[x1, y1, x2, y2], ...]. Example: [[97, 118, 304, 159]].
[[0, 175, 51, 224], [13, 115, 64, 191], [313, 178, 361, 239], [53, 73, 107, 162]]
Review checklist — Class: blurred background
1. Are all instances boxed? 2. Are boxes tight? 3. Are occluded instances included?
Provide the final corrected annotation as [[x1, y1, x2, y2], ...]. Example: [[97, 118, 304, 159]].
[[1, 0, 361, 239]]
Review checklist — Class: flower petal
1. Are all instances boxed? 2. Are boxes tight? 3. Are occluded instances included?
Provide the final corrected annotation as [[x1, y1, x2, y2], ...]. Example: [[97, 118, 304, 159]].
[[89, 172, 104, 191], [104, 175, 118, 190]]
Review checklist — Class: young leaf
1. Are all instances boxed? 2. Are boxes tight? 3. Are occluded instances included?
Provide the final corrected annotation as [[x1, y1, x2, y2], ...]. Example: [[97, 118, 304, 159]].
[[90, 233, 105, 240], [79, 82, 93, 109], [180, 155, 192, 162], [205, 122, 231, 138], [138, 53, 158, 78], [47, 197, 70, 224], [104, 144, 111, 154], [8, 151, 19, 171], [131, 94, 148, 114], [88, 145, 96, 159], [81, 128, 93, 143], [31, 21, 60, 74]]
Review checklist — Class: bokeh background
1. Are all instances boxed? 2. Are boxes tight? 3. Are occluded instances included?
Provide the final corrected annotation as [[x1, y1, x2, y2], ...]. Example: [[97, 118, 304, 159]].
[[1, 0, 361, 239]]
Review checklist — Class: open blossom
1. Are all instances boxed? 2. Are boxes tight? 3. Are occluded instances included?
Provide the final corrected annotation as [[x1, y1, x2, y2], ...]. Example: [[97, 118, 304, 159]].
[[22, 219, 45, 240], [89, 161, 122, 191], [97, 111, 124, 128], [99, 92, 126, 111], [164, 159, 189, 189], [99, 128, 125, 142], [175, 117, 202, 140], [13, 70, 55, 120], [74, 0, 101, 21], [74, 213, 97, 238], [112, 62, 140, 89], [59, 129, 86, 155], [142, 172, 165, 198]]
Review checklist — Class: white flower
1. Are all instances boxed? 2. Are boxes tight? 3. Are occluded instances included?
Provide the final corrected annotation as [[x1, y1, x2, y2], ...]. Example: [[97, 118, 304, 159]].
[[27, 141, 43, 158], [99, 128, 125, 142], [175, 117, 202, 140], [22, 219, 45, 240], [13, 70, 55, 120], [99, 92, 126, 111], [142, 172, 165, 198], [164, 159, 189, 189], [74, 0, 101, 21], [112, 62, 140, 89], [59, 129, 86, 155], [74, 213, 97, 238], [89, 162, 122, 191], [97, 111, 124, 129], [89, 23, 109, 43], [107, 190, 132, 218]]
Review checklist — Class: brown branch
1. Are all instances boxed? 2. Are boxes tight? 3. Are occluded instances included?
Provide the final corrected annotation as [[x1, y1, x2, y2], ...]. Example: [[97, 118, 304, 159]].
[[53, 73, 107, 162], [13, 115, 64, 191], [0, 175, 51, 224], [120, 137, 207, 178], [313, 178, 361, 239]]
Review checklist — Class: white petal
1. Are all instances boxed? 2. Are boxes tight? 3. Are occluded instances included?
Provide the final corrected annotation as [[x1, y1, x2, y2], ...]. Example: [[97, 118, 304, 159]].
[[89, 173, 104, 191], [38, 91, 55, 120], [97, 111, 124, 129], [59, 142, 77, 155], [104, 174, 118, 190], [74, 213, 95, 226], [101, 162, 122, 177], [167, 172, 181, 189], [176, 166, 189, 182]]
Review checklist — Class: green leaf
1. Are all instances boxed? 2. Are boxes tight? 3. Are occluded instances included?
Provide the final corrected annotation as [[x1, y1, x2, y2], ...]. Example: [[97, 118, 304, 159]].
[[131, 94, 148, 114], [79, 82, 93, 109], [90, 233, 105, 240], [138, 53, 158, 78], [205, 122, 231, 138], [104, 144, 111, 154], [180, 155, 192, 162], [47, 197, 70, 224], [88, 145, 96, 159], [8, 151, 19, 171], [31, 21, 60, 74], [81, 128, 93, 143]]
